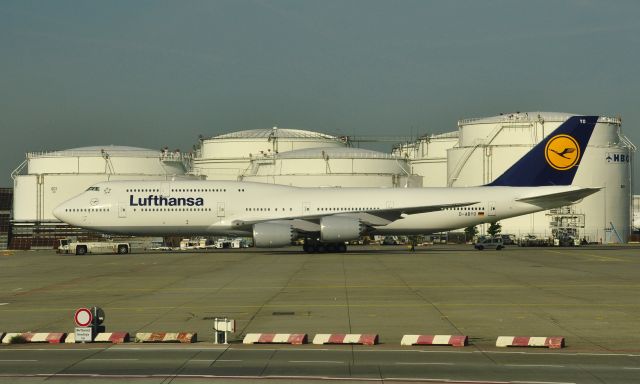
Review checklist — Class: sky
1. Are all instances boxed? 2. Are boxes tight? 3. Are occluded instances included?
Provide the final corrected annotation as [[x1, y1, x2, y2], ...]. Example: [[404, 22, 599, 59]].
[[1, 0, 638, 190]]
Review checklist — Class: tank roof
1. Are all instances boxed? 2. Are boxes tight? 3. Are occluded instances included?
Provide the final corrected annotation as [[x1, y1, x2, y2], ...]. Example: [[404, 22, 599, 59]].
[[459, 112, 621, 126], [276, 146, 401, 160], [210, 128, 339, 141]]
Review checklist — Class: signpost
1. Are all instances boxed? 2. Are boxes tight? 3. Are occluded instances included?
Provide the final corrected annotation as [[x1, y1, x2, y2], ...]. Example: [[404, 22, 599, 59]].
[[73, 307, 105, 343]]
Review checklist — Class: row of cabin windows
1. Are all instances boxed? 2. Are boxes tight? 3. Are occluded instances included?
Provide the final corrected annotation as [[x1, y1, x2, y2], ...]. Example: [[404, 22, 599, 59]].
[[246, 208, 293, 212], [125, 188, 229, 193], [443, 207, 487, 211], [133, 208, 212, 212], [65, 208, 110, 212], [317, 207, 379, 212]]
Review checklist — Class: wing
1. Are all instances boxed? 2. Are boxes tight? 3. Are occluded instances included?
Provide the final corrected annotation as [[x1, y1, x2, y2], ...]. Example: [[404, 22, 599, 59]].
[[230, 201, 480, 232], [516, 187, 600, 208]]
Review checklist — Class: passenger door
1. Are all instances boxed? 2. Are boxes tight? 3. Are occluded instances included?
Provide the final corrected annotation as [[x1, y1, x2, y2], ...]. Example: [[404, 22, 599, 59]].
[[118, 202, 128, 218]]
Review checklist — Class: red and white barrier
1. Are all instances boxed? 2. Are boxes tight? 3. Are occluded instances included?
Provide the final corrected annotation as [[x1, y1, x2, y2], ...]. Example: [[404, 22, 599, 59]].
[[243, 333, 307, 345], [496, 336, 565, 349], [401, 334, 468, 347], [312, 334, 378, 345], [135, 332, 197, 343], [65, 332, 130, 343], [1, 332, 66, 344], [95, 332, 130, 343]]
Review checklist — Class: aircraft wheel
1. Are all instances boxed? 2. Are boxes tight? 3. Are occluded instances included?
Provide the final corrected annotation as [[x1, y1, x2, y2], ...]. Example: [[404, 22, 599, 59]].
[[337, 243, 347, 253], [76, 246, 87, 255]]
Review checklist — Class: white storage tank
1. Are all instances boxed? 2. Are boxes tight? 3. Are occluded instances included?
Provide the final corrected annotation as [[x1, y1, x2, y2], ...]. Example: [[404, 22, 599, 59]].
[[191, 127, 347, 180], [12, 146, 190, 224], [241, 147, 421, 188], [393, 132, 459, 187], [448, 112, 634, 242]]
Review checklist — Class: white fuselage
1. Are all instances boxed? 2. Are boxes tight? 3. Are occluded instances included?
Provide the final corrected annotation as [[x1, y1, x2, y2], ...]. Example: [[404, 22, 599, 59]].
[[53, 180, 583, 236]]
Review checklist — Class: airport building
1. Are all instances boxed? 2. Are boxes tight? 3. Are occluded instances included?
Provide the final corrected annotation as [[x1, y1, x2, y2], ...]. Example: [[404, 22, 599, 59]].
[[396, 112, 636, 243], [10, 146, 191, 249]]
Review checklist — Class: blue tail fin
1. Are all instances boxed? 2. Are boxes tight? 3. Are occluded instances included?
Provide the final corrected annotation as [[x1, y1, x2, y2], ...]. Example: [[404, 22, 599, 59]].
[[487, 115, 598, 186]]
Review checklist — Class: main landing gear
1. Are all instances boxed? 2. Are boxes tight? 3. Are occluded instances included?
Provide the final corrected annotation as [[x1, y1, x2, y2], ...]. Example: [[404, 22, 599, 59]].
[[302, 239, 347, 253]]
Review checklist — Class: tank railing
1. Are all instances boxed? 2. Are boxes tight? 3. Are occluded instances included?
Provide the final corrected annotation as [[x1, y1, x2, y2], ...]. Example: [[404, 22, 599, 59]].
[[27, 150, 191, 160], [619, 133, 637, 151], [10, 159, 28, 180]]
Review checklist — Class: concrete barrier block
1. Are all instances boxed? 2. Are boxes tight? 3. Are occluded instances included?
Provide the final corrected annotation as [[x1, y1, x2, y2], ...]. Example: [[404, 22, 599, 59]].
[[243, 333, 307, 345], [401, 334, 468, 347], [135, 332, 196, 343], [496, 336, 565, 349], [312, 333, 378, 345], [94, 332, 130, 343]]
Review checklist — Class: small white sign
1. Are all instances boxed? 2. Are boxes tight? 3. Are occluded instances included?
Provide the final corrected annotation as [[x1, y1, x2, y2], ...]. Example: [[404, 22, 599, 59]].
[[214, 319, 235, 332], [75, 327, 93, 342]]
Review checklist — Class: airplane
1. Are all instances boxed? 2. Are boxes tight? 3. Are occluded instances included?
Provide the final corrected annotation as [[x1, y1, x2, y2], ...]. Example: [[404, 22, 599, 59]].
[[53, 116, 601, 253]]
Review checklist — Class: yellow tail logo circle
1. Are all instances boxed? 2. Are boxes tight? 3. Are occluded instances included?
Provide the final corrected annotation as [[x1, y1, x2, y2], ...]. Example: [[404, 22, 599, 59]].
[[545, 134, 580, 170]]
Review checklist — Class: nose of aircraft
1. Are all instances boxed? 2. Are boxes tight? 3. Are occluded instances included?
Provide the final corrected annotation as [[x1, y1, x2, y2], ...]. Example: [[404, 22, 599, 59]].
[[52, 202, 68, 222]]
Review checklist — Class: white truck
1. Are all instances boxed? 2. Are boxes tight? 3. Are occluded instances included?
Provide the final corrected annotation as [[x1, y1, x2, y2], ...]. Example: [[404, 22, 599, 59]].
[[57, 239, 130, 255]]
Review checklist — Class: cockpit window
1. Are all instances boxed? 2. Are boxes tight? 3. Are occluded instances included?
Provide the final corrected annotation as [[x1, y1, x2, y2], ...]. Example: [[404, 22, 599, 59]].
[[86, 187, 100, 191]]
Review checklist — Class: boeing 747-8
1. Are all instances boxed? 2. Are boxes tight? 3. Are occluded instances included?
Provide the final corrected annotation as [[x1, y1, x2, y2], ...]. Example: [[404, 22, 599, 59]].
[[53, 116, 600, 252]]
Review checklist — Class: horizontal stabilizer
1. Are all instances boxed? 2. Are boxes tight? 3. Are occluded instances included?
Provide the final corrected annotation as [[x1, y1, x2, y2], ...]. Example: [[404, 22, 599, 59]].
[[516, 187, 600, 207]]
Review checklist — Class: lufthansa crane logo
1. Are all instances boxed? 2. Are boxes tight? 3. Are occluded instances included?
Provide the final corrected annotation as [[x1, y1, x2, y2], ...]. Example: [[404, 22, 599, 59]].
[[545, 134, 580, 170]]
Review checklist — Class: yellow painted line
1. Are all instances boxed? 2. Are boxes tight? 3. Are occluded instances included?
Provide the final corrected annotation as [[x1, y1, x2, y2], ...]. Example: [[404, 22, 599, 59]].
[[545, 249, 625, 262], [2, 302, 639, 313], [5, 283, 640, 294]]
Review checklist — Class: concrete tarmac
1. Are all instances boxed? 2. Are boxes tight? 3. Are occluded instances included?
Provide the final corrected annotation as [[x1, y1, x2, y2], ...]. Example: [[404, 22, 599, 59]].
[[0, 244, 639, 382]]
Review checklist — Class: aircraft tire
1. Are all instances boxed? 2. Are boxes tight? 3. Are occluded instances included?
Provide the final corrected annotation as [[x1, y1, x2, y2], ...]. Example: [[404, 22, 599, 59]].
[[76, 246, 87, 255], [337, 243, 347, 253]]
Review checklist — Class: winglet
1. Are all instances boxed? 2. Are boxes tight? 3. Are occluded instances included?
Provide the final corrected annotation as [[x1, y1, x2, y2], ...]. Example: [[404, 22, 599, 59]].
[[488, 116, 598, 186]]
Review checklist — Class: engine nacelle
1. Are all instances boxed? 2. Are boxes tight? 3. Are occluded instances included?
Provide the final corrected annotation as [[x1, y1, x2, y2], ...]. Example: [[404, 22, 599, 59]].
[[253, 222, 295, 248], [320, 216, 364, 242]]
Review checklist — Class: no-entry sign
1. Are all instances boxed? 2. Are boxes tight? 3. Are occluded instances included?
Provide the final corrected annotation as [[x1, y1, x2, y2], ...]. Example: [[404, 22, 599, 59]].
[[74, 307, 93, 327]]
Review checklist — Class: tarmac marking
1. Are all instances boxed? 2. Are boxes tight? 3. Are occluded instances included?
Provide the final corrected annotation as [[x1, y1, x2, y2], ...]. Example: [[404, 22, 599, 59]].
[[506, 364, 565, 368], [623, 367, 640, 370], [395, 362, 454, 365], [289, 360, 344, 364], [545, 250, 624, 262], [87, 358, 139, 361], [0, 303, 8, 306], [2, 302, 639, 313], [0, 360, 38, 362]]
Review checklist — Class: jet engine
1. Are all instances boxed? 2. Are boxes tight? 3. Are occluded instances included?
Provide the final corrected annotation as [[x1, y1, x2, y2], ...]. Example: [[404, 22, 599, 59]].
[[320, 216, 365, 242], [253, 222, 295, 248]]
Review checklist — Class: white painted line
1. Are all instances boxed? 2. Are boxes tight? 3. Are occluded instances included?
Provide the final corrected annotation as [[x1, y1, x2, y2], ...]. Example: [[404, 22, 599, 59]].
[[12, 288, 22, 291], [512, 382, 576, 384], [0, 359, 38, 362], [87, 358, 139, 361], [506, 364, 565, 368], [216, 359, 243, 362], [395, 362, 454, 365], [289, 360, 344, 364], [623, 367, 640, 370], [0, 303, 8, 306]]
